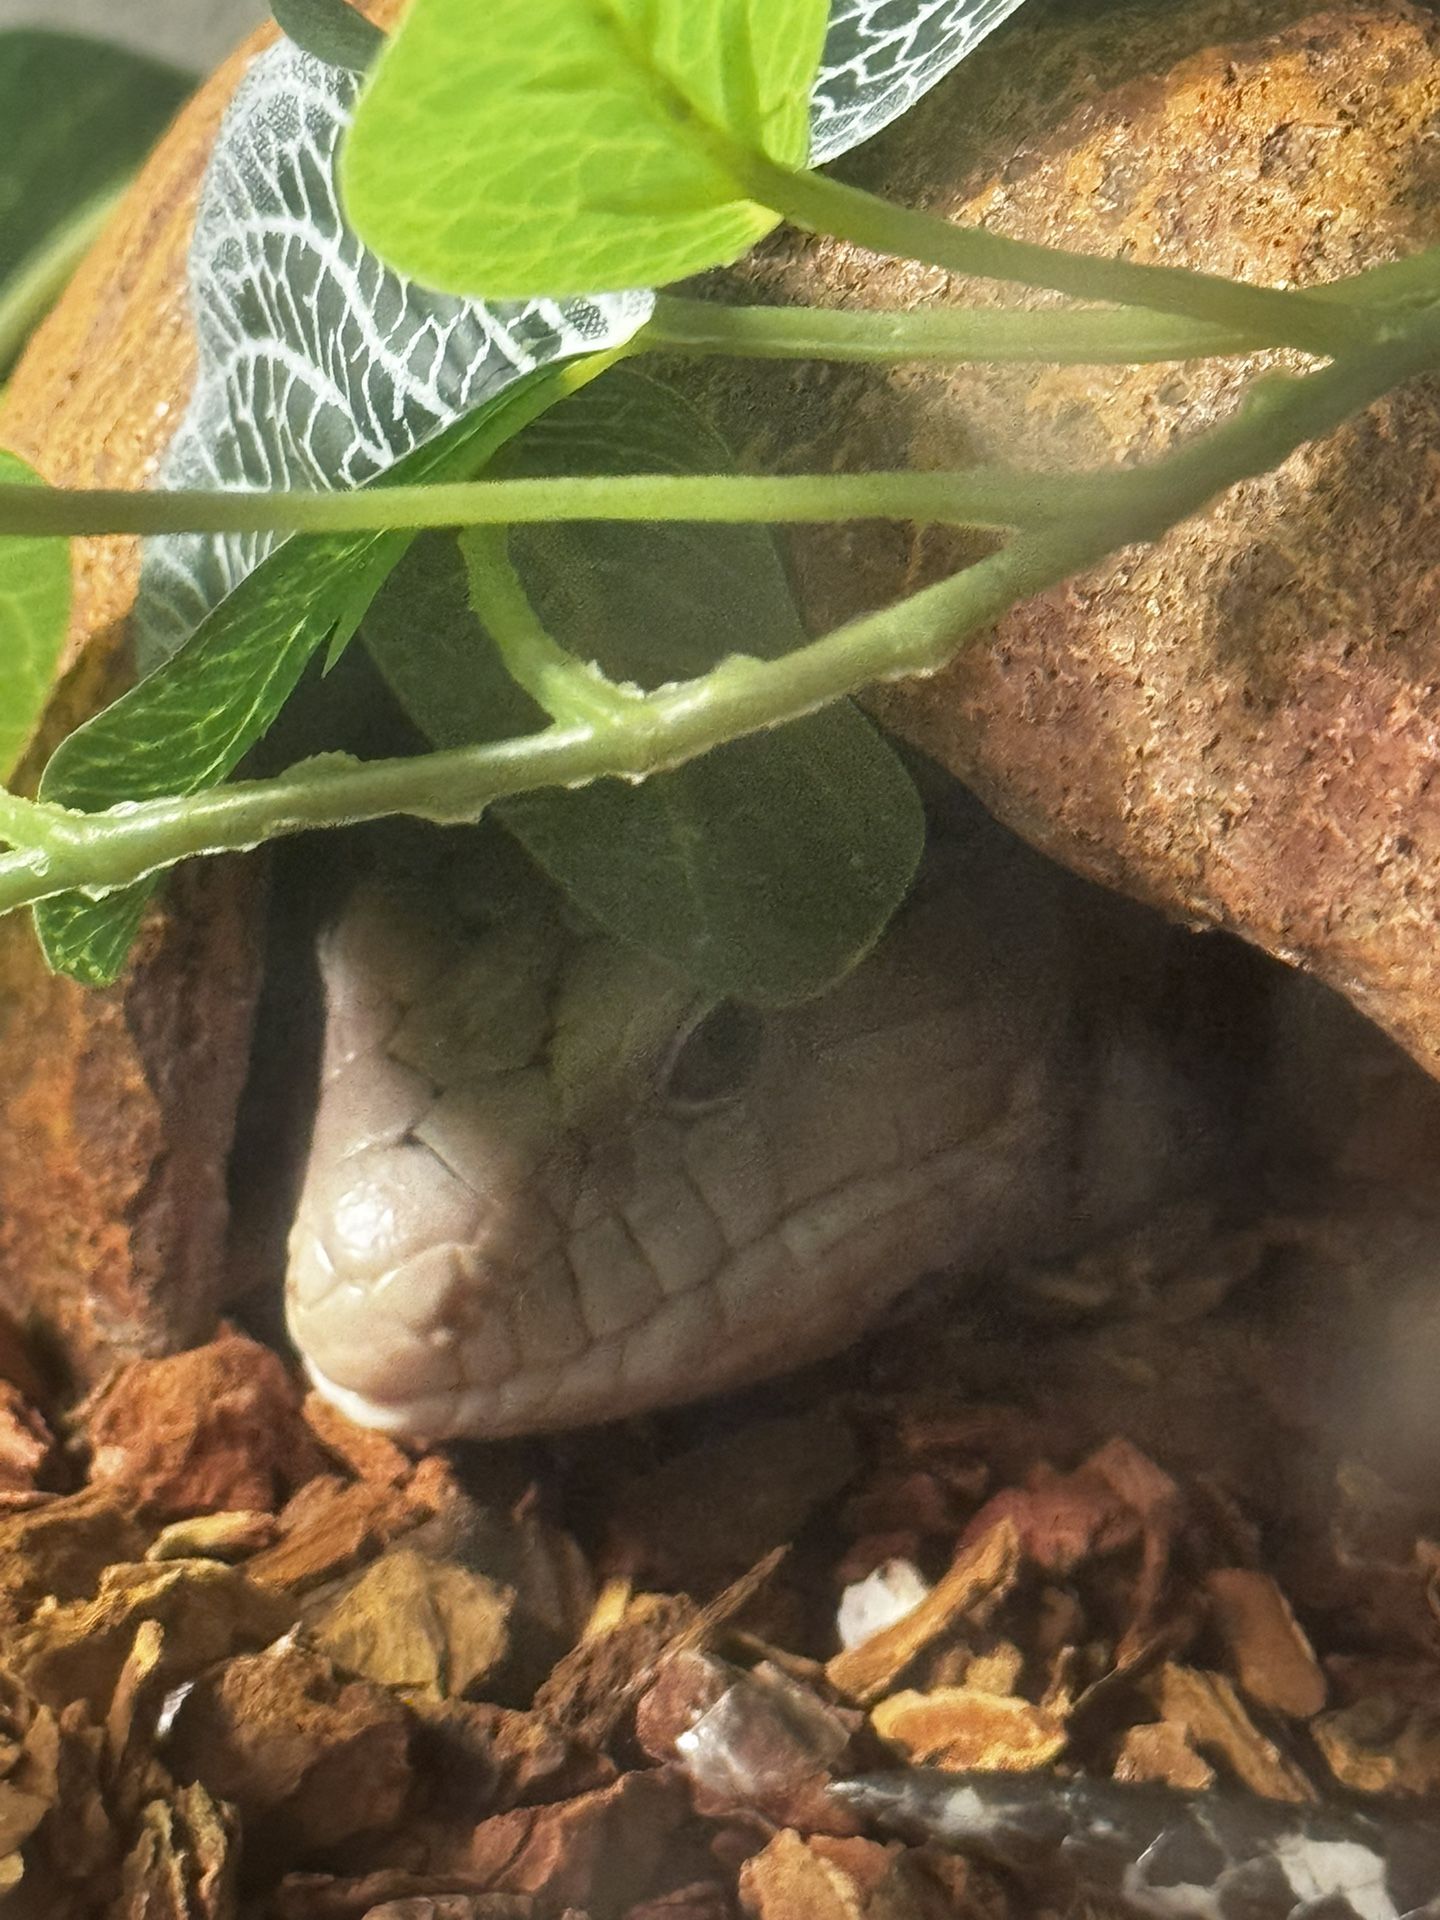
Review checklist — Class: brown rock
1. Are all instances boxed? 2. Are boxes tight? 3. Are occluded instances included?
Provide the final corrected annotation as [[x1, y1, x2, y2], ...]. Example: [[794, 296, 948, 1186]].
[[0, 15, 274, 1383], [685, 0, 1440, 1078]]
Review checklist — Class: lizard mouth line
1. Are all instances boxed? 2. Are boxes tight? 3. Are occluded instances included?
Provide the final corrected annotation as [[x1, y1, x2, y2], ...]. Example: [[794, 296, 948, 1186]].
[[294, 1110, 1019, 1442]]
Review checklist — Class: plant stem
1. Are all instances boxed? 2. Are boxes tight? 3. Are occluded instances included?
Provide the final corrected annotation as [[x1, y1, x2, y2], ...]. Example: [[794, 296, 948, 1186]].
[[744, 156, 1380, 360], [4, 305, 1438, 918], [643, 293, 1260, 364], [460, 529, 642, 724], [1322, 246, 1440, 312], [0, 468, 1095, 539]]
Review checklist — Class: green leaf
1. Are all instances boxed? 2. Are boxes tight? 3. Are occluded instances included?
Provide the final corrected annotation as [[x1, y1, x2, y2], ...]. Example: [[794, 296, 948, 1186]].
[[364, 369, 923, 1002], [272, 0, 384, 73], [0, 450, 69, 781], [0, 31, 193, 370], [339, 0, 829, 298], [37, 354, 611, 987]]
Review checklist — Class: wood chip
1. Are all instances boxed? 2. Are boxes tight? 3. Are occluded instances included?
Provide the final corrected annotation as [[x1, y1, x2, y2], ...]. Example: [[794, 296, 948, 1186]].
[[83, 1331, 325, 1516], [8, 1559, 294, 1711], [826, 1523, 1020, 1706], [1147, 1663, 1315, 1803], [307, 1548, 515, 1702], [165, 1642, 413, 1871], [1113, 1721, 1217, 1793], [1205, 1567, 1327, 1718], [1312, 1693, 1440, 1797], [869, 1687, 1066, 1772]]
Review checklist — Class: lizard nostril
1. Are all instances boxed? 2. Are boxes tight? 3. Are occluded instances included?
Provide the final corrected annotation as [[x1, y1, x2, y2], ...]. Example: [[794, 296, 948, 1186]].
[[661, 1002, 766, 1113]]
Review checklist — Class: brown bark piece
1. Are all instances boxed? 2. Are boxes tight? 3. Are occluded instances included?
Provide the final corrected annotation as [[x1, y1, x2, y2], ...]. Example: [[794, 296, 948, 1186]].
[[687, 0, 1440, 1078], [1113, 1721, 1217, 1792], [245, 1471, 445, 1596], [1312, 1692, 1440, 1795], [0, 1385, 54, 1504], [84, 1329, 324, 1515], [458, 1768, 696, 1918], [303, 1391, 417, 1489], [738, 1829, 973, 1920], [1205, 1567, 1327, 1717], [165, 1642, 413, 1871], [408, 1697, 615, 1824], [1147, 1662, 1315, 1803], [825, 1523, 1020, 1706], [627, 1884, 734, 1920], [270, 1879, 535, 1920], [307, 1547, 515, 1702], [145, 1509, 277, 1562], [113, 1783, 239, 1920], [0, 1488, 150, 1629], [7, 1557, 293, 1711], [0, 858, 263, 1386], [868, 1687, 1066, 1772]]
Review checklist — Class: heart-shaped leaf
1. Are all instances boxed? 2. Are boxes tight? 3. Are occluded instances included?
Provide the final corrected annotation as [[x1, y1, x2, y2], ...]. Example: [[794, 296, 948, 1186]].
[[363, 369, 924, 1001], [340, 0, 830, 298]]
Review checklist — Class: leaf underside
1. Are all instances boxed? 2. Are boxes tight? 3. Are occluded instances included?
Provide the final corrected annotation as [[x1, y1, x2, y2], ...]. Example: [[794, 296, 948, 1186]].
[[365, 369, 924, 1002]]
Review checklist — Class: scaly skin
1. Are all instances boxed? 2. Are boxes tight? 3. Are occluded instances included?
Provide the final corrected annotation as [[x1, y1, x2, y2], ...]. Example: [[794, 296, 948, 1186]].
[[287, 821, 1213, 1439]]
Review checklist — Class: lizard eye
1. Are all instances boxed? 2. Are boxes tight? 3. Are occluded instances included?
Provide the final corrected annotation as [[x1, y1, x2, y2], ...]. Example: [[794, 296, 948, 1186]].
[[662, 1002, 765, 1113]]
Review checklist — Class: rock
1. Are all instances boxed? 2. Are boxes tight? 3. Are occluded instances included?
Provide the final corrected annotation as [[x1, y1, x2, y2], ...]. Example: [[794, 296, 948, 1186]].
[[682, 0, 1440, 1077], [0, 26, 269, 1382]]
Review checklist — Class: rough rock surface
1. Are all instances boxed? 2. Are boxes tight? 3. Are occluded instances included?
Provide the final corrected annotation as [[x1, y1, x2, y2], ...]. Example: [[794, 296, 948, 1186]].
[[684, 0, 1440, 1076], [0, 36, 266, 1378]]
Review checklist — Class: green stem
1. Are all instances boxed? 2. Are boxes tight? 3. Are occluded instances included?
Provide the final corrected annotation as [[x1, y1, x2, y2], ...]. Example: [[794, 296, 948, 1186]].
[[1322, 246, 1440, 313], [4, 308, 1438, 919], [620, 22, 1371, 359], [460, 529, 643, 724], [645, 241, 1440, 371], [643, 293, 1260, 365], [0, 186, 126, 374], [745, 156, 1379, 360], [0, 468, 1094, 539]]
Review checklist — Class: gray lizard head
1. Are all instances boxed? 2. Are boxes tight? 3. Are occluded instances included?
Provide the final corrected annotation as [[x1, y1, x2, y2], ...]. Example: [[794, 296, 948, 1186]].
[[286, 824, 1098, 1441]]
